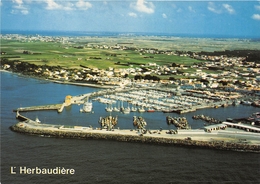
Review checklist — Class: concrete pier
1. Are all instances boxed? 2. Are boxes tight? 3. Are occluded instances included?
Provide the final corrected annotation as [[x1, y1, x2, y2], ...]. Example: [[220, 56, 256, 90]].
[[14, 104, 63, 112], [58, 103, 66, 113], [10, 118, 260, 153], [16, 111, 30, 121]]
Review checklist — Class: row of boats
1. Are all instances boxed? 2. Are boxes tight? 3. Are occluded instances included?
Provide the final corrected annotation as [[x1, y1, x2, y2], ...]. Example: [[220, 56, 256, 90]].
[[104, 102, 147, 114], [79, 89, 259, 114], [91, 89, 216, 114]]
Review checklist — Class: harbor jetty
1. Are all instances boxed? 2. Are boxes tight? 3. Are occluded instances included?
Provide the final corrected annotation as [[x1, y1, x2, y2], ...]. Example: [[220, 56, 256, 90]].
[[12, 86, 247, 115], [10, 114, 260, 153], [13, 104, 63, 112], [10, 86, 260, 153]]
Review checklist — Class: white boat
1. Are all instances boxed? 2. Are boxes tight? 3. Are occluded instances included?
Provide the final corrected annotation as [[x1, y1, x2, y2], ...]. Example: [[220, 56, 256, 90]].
[[138, 106, 145, 113], [113, 106, 120, 112], [35, 117, 41, 123], [80, 101, 92, 113], [123, 107, 130, 114], [113, 102, 120, 112], [131, 106, 137, 112], [106, 107, 113, 112], [130, 103, 137, 112], [241, 100, 252, 105], [106, 103, 113, 112]]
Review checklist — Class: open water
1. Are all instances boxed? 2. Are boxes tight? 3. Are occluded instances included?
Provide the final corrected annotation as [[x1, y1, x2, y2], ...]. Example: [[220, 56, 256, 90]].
[[1, 71, 259, 184], [2, 30, 259, 39]]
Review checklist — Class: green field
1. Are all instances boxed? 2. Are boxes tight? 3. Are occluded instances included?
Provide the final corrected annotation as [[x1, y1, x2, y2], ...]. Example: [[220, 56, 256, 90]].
[[0, 39, 200, 70], [2, 36, 258, 81]]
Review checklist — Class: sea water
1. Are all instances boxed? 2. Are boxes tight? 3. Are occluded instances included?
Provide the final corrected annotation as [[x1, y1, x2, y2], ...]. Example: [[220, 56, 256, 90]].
[[1, 71, 259, 183]]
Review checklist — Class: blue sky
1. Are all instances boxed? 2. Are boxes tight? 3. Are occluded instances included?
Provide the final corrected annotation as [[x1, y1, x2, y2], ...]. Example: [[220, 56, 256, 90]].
[[1, 0, 260, 37]]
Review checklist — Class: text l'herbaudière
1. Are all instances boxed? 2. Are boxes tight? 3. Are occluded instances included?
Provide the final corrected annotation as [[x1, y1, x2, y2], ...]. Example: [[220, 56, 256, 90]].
[[10, 166, 75, 175]]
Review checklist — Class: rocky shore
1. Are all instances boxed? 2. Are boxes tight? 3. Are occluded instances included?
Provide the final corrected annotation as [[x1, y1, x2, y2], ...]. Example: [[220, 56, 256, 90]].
[[10, 121, 260, 153]]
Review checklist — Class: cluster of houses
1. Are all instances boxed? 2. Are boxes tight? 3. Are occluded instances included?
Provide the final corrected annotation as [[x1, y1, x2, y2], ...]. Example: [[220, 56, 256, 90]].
[[1, 34, 67, 43], [1, 34, 260, 96], [2, 56, 259, 98]]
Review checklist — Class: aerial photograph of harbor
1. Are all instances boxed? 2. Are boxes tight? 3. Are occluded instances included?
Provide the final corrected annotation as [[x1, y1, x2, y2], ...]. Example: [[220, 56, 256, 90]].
[[1, 0, 260, 183]]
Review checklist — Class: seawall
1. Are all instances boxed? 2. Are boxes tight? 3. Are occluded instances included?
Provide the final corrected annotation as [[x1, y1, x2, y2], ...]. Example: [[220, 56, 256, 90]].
[[10, 121, 260, 153]]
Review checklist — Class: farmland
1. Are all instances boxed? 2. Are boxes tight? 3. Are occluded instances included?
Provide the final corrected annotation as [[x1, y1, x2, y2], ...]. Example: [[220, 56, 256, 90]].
[[1, 35, 259, 71], [1, 34, 259, 85], [0, 38, 199, 70]]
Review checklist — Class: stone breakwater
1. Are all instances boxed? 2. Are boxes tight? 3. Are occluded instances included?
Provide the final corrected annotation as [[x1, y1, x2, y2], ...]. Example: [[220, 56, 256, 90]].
[[10, 122, 260, 153]]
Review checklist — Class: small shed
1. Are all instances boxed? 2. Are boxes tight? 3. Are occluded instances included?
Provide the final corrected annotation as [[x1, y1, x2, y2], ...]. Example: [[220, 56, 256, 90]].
[[204, 124, 227, 132]]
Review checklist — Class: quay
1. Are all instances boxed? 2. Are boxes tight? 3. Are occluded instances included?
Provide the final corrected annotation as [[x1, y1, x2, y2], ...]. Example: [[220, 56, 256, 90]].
[[10, 116, 260, 153], [13, 86, 247, 115], [13, 104, 63, 112], [16, 111, 30, 121]]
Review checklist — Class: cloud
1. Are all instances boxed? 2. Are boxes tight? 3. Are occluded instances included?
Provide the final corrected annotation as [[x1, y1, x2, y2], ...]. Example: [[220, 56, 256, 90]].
[[12, 0, 29, 14], [207, 2, 221, 14], [44, 0, 92, 11], [177, 8, 182, 13], [222, 4, 235, 14], [171, 4, 177, 9], [45, 0, 62, 10], [131, 0, 155, 14], [162, 13, 167, 19], [188, 6, 195, 13], [129, 12, 137, 18], [208, 2, 235, 15], [255, 5, 260, 11], [21, 9, 29, 14], [252, 14, 260, 20], [13, 0, 23, 5], [76, 0, 92, 10], [11, 8, 28, 15]]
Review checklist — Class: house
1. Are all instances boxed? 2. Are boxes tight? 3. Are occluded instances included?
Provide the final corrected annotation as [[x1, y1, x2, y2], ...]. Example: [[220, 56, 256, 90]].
[[209, 83, 219, 88]]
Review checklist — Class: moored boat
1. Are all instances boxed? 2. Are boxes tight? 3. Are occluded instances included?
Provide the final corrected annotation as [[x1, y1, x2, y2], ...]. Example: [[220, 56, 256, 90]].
[[138, 106, 145, 113], [147, 108, 155, 112], [35, 117, 41, 123], [123, 107, 130, 114], [252, 100, 260, 107], [113, 106, 120, 112], [241, 100, 252, 106], [80, 101, 92, 113], [106, 104, 113, 112]]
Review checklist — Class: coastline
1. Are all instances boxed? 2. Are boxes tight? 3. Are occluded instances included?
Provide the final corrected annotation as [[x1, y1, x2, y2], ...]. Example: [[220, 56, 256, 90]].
[[3, 69, 260, 153], [10, 120, 260, 153], [50, 80, 114, 89], [0, 70, 113, 89]]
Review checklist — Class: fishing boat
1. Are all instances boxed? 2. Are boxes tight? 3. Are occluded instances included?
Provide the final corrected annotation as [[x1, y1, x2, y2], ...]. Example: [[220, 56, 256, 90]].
[[138, 106, 145, 113], [147, 107, 155, 112], [241, 100, 252, 106], [123, 102, 131, 114], [113, 106, 120, 112], [131, 104, 137, 112], [252, 101, 260, 107], [105, 103, 113, 112], [113, 102, 120, 112], [35, 117, 41, 123], [232, 100, 240, 106], [162, 108, 172, 113], [123, 107, 130, 114], [80, 101, 92, 113]]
